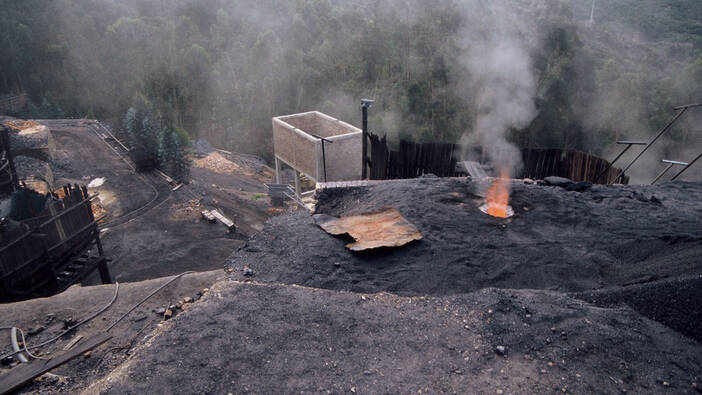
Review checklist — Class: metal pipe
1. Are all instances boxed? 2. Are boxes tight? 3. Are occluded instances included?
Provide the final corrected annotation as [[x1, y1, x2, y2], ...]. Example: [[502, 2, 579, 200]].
[[595, 141, 646, 183], [651, 163, 674, 185], [673, 103, 702, 110], [10, 327, 28, 363], [310, 134, 334, 183], [361, 99, 374, 180], [651, 160, 688, 184], [612, 108, 688, 184], [671, 153, 702, 181]]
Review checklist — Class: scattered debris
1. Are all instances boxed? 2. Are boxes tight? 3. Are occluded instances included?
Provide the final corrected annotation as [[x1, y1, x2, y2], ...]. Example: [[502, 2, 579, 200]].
[[0, 332, 111, 394], [3, 120, 40, 131], [313, 207, 422, 251], [87, 177, 106, 188], [210, 209, 236, 232], [543, 176, 574, 188], [565, 181, 593, 192], [201, 209, 216, 222], [193, 152, 240, 175], [62, 335, 84, 351], [27, 326, 45, 336]]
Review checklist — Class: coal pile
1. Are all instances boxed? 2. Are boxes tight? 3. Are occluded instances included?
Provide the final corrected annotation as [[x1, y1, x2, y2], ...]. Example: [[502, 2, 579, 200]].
[[228, 178, 702, 295], [226, 178, 702, 340]]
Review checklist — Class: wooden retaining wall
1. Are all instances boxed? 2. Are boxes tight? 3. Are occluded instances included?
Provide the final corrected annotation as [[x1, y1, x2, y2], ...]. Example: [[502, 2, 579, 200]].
[[369, 135, 628, 184], [0, 185, 109, 302]]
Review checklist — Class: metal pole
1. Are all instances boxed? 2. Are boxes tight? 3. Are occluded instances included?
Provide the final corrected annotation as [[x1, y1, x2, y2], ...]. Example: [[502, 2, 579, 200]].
[[595, 140, 646, 183], [671, 153, 702, 181], [362, 105, 368, 179], [651, 163, 674, 185], [311, 134, 333, 183], [612, 108, 688, 184], [360, 99, 374, 180], [652, 160, 688, 184], [321, 140, 327, 182]]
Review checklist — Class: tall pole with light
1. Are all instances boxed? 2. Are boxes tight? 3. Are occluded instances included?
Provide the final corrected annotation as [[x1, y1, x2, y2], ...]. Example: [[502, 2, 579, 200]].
[[361, 99, 375, 180]]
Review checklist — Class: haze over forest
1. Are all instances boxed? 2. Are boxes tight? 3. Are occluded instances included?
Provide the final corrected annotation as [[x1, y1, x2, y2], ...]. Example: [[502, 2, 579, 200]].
[[1, 0, 701, 181]]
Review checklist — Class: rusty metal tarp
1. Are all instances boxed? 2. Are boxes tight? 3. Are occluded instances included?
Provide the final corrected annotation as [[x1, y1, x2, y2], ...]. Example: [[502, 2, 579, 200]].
[[313, 207, 422, 251]]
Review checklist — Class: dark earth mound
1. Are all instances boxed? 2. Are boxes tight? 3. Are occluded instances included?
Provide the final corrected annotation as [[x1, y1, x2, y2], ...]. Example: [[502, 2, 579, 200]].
[[91, 281, 702, 394], [226, 178, 702, 344], [0, 271, 222, 395], [227, 178, 702, 296]]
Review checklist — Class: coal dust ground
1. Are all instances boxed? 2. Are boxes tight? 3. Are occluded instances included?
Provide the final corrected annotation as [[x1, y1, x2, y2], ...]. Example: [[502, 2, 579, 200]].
[[4, 176, 702, 393], [32, 120, 277, 283], [226, 178, 702, 341], [87, 178, 702, 394]]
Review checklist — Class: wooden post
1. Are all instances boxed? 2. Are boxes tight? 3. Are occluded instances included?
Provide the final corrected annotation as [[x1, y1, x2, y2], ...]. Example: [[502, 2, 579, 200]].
[[94, 228, 113, 284]]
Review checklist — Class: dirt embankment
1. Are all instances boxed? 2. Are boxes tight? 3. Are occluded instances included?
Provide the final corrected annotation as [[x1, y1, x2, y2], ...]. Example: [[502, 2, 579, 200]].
[[89, 281, 702, 394], [0, 271, 223, 395], [3, 178, 702, 394]]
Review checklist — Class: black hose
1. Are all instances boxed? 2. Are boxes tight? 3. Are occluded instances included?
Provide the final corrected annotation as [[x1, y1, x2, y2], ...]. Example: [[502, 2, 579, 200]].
[[0, 282, 119, 360], [106, 271, 194, 332]]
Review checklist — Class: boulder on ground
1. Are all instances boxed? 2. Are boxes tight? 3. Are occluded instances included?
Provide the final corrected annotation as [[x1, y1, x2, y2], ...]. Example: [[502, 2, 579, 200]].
[[543, 176, 573, 187]]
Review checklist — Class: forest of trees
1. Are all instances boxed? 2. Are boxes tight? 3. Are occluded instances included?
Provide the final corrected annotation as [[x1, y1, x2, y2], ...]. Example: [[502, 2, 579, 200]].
[[1, 0, 700, 171]]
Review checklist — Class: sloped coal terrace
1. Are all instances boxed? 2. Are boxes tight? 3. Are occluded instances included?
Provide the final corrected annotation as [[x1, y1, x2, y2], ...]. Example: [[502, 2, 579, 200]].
[[86, 177, 702, 394], [228, 178, 702, 340]]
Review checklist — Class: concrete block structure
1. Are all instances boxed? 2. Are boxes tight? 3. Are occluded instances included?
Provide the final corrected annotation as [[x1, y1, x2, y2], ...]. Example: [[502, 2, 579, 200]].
[[273, 111, 361, 196]]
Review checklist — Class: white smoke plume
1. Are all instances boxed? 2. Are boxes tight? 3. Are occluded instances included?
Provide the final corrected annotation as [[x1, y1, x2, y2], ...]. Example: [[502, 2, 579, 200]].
[[459, 1, 538, 177]]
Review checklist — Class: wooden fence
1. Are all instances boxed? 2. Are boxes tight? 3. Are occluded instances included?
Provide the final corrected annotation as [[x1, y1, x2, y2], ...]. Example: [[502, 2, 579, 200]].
[[519, 148, 628, 184], [0, 93, 27, 115], [0, 126, 19, 196], [0, 185, 111, 302], [369, 134, 460, 180], [368, 134, 628, 184]]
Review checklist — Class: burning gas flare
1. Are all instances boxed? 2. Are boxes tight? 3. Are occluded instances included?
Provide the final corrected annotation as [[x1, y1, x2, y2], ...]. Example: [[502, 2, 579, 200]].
[[485, 169, 511, 218]]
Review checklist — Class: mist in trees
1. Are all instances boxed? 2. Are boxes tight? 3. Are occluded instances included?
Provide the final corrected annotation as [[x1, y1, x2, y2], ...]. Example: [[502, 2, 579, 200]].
[[125, 95, 190, 182], [1, 0, 700, 180]]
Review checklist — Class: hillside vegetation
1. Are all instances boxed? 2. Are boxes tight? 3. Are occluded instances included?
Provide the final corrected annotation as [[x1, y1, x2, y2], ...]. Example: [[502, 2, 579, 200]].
[[1, 0, 700, 161]]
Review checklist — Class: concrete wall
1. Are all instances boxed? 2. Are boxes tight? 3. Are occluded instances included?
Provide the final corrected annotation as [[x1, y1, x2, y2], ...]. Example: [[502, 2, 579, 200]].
[[273, 111, 361, 183]]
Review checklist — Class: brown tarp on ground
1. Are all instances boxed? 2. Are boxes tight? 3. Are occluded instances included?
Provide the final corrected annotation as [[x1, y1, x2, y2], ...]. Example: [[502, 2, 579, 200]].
[[313, 207, 422, 251]]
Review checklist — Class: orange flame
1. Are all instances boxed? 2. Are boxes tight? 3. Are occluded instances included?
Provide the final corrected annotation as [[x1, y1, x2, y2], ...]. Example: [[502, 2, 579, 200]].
[[485, 169, 510, 218]]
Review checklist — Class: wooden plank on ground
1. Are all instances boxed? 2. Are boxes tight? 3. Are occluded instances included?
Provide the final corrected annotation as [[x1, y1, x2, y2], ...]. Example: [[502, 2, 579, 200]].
[[0, 332, 111, 395], [201, 210, 216, 222], [211, 209, 235, 232]]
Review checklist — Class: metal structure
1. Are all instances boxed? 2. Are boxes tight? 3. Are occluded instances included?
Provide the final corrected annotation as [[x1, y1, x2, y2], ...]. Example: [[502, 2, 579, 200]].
[[272, 111, 362, 197], [309, 133, 334, 182], [0, 185, 112, 302], [671, 153, 702, 181], [651, 159, 689, 184], [595, 140, 647, 183], [612, 103, 702, 184]]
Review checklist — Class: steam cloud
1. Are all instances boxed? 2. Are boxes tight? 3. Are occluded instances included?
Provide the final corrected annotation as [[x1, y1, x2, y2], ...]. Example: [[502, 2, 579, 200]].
[[459, 1, 538, 177]]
